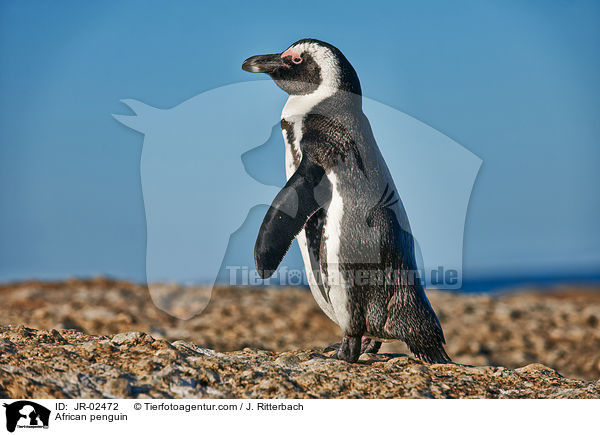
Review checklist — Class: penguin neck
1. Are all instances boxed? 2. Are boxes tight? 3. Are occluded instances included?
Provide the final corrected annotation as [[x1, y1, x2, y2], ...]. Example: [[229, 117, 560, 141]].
[[282, 86, 362, 120], [282, 84, 335, 120]]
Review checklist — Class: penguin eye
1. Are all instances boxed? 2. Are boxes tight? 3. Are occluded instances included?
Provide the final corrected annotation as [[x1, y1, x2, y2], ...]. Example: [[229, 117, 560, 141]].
[[292, 56, 302, 65]]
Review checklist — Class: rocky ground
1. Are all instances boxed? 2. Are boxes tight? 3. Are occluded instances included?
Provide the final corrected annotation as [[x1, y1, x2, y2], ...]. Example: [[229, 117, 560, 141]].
[[0, 278, 599, 398], [2, 325, 599, 398]]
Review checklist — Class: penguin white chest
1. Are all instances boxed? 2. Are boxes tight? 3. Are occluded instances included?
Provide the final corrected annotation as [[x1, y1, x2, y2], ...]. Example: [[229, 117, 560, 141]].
[[280, 114, 339, 324], [321, 172, 351, 332]]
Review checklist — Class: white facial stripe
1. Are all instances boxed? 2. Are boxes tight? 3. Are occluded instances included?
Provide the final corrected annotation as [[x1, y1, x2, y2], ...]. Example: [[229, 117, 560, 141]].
[[290, 42, 340, 90], [281, 42, 341, 119]]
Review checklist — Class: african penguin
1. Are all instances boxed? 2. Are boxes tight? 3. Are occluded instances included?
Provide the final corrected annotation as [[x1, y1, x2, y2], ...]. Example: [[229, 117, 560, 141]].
[[242, 39, 450, 363]]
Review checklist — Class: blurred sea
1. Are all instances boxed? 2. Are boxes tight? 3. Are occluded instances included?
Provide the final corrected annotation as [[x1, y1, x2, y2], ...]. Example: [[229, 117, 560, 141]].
[[456, 271, 600, 294]]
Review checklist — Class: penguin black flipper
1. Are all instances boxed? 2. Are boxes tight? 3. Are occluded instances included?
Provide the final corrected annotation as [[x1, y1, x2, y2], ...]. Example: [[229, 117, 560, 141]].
[[367, 186, 451, 363], [255, 155, 331, 279]]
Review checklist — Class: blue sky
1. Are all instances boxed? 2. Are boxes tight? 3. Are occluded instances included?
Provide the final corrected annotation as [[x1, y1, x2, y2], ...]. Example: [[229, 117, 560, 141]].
[[1, 0, 599, 283]]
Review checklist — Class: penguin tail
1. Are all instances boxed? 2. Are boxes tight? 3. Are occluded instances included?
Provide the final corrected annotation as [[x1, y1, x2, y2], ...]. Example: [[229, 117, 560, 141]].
[[404, 320, 452, 364], [387, 286, 452, 364], [410, 344, 452, 364]]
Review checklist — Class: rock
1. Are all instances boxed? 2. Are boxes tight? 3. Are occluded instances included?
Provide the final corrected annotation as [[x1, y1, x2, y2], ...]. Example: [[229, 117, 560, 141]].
[[154, 348, 179, 361], [103, 375, 133, 397], [274, 354, 301, 368], [0, 325, 598, 399], [111, 331, 153, 346], [515, 363, 561, 377], [358, 353, 381, 362], [171, 340, 218, 357], [0, 338, 16, 354]]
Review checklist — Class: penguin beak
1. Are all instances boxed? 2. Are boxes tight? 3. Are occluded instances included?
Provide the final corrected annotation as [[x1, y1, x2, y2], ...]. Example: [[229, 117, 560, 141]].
[[242, 54, 285, 73]]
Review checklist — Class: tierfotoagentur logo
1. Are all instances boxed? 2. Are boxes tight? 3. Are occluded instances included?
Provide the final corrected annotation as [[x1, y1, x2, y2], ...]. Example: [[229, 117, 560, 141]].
[[2, 401, 50, 433], [226, 266, 459, 287]]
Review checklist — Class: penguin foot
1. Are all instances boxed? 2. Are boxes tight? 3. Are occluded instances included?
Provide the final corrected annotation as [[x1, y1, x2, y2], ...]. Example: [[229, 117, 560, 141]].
[[323, 342, 341, 352], [335, 336, 362, 363], [325, 338, 382, 357], [361, 338, 382, 354]]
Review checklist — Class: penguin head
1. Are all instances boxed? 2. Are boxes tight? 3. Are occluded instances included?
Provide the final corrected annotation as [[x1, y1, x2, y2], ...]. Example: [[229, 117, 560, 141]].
[[242, 39, 361, 97]]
